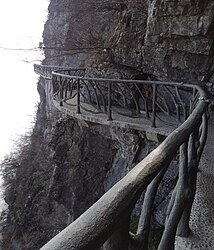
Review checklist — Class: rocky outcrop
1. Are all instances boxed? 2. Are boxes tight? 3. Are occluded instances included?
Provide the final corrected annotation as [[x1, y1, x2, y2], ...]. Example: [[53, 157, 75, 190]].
[[142, 0, 214, 82], [43, 0, 214, 83]]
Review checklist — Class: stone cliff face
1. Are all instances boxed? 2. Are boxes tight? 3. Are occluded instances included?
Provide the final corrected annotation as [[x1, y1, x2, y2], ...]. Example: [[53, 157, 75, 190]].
[[1, 1, 214, 249], [44, 0, 214, 82], [143, 0, 214, 82]]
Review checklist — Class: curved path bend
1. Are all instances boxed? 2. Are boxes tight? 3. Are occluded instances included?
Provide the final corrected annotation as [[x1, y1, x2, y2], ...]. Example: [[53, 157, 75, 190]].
[[176, 115, 214, 250], [34, 64, 210, 250]]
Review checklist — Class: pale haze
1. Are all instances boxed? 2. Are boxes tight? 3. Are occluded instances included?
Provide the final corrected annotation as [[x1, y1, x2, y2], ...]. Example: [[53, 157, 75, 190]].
[[0, 0, 49, 161]]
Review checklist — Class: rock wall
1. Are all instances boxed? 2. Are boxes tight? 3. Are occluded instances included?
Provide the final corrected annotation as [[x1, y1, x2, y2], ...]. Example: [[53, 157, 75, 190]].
[[1, 0, 214, 249], [44, 0, 214, 83], [143, 0, 214, 82]]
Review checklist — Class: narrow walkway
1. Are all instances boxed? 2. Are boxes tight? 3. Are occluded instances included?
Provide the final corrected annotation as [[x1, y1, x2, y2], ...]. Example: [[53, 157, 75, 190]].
[[53, 98, 179, 138], [175, 115, 214, 250]]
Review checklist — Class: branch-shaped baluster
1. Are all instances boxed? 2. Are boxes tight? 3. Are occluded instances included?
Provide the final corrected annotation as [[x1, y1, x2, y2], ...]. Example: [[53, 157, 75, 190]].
[[176, 122, 201, 237], [197, 112, 208, 163], [59, 76, 68, 106], [175, 86, 187, 121], [108, 81, 112, 121], [175, 139, 191, 237], [68, 79, 79, 99], [152, 84, 157, 128], [164, 86, 180, 122], [64, 77, 71, 100], [190, 89, 199, 112], [94, 81, 107, 113], [51, 75, 57, 96], [103, 212, 132, 250], [67, 79, 75, 99], [52, 75, 61, 100], [75, 69, 86, 77], [87, 80, 101, 111], [158, 141, 189, 250], [77, 79, 81, 114], [125, 84, 141, 115], [133, 165, 168, 250], [81, 79, 92, 103], [111, 83, 129, 108], [156, 93, 170, 115], [134, 83, 150, 118], [59, 76, 63, 106]]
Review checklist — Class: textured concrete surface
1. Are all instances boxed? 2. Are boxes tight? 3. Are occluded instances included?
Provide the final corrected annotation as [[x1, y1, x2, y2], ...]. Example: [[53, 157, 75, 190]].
[[175, 116, 214, 250], [53, 94, 178, 139]]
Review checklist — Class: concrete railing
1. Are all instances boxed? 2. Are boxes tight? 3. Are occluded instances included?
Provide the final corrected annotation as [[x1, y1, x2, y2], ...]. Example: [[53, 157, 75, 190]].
[[34, 64, 209, 250], [34, 64, 86, 80], [50, 67, 202, 129]]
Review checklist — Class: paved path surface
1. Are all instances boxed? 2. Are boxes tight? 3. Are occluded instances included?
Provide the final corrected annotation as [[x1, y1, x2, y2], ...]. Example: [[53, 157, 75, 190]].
[[53, 97, 180, 138], [175, 116, 214, 250]]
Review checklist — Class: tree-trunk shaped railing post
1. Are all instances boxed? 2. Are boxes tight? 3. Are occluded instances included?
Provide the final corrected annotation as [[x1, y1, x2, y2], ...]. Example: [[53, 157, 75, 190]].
[[145, 101, 150, 119], [177, 124, 200, 237], [59, 76, 64, 107], [158, 141, 189, 250], [197, 112, 208, 162], [77, 78, 81, 114], [152, 84, 157, 128], [134, 165, 168, 250], [176, 140, 191, 237], [103, 213, 131, 250], [107, 81, 112, 121], [51, 76, 55, 98]]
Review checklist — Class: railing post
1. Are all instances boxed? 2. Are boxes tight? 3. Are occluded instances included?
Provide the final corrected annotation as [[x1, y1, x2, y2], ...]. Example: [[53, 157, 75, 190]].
[[103, 214, 131, 250], [136, 165, 168, 249], [107, 81, 112, 121], [177, 127, 199, 237], [152, 84, 157, 128], [59, 77, 63, 107], [77, 79, 81, 114]]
